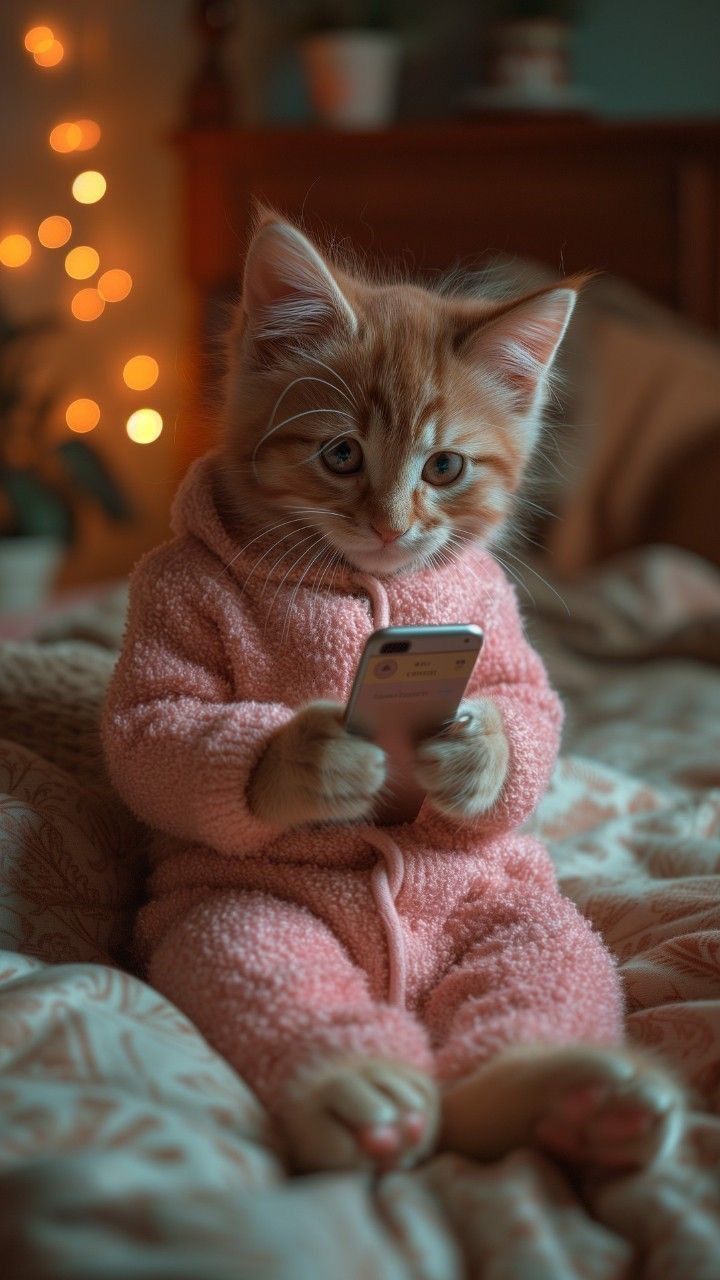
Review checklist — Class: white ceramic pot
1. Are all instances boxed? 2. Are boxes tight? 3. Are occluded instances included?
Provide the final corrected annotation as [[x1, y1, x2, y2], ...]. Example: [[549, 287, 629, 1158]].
[[300, 30, 402, 129], [0, 536, 63, 615]]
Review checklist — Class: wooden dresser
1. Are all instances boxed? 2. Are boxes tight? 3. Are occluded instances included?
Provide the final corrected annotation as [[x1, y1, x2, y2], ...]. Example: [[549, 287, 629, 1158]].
[[174, 120, 720, 463]]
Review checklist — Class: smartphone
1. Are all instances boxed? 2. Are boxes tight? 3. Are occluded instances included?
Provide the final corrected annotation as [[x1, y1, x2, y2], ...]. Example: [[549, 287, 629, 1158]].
[[344, 624, 484, 825]]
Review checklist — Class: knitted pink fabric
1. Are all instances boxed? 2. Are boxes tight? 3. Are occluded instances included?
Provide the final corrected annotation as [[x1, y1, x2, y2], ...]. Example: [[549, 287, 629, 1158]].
[[103, 453, 624, 1111]]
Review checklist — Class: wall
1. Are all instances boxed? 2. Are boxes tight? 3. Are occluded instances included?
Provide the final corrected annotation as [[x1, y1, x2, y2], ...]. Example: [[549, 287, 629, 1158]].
[[574, 0, 720, 119]]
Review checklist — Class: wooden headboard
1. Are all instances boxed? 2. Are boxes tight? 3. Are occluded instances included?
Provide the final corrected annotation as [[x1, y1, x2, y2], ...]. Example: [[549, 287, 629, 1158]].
[[175, 119, 720, 464]]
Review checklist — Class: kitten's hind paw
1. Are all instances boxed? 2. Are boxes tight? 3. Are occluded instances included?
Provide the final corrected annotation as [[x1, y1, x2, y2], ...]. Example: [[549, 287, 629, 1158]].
[[533, 1055, 684, 1174], [281, 1056, 439, 1174]]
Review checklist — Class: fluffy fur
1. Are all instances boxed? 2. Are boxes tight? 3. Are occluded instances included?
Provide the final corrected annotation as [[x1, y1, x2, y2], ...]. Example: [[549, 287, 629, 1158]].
[[103, 214, 683, 1176]]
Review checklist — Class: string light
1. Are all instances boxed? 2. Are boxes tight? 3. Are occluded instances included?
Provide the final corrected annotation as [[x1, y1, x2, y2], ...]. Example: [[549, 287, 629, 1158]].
[[49, 119, 101, 153], [50, 121, 82, 153], [123, 355, 158, 390], [23, 19, 159, 452], [71, 288, 105, 322], [66, 398, 100, 433], [33, 40, 64, 68], [75, 119, 101, 151], [72, 170, 106, 204], [126, 408, 163, 444], [65, 245, 100, 280], [38, 215, 72, 248], [98, 268, 132, 301], [0, 234, 32, 267], [24, 26, 54, 53]]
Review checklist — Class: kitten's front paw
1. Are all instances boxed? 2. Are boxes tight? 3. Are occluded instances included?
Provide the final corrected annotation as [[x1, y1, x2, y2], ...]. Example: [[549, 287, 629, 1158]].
[[415, 698, 509, 819], [249, 701, 386, 827], [281, 1056, 439, 1174]]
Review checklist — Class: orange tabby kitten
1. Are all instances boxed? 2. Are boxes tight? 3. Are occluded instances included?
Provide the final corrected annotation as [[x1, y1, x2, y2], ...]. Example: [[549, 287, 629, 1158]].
[[205, 212, 686, 1175]]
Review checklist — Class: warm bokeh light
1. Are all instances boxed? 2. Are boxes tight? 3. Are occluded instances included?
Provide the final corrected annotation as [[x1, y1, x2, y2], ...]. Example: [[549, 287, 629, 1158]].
[[49, 119, 101, 153], [98, 268, 132, 302], [123, 355, 159, 390], [126, 408, 163, 445], [65, 398, 100, 433], [38, 215, 72, 248], [0, 234, 32, 268], [75, 119, 101, 151], [33, 39, 64, 67], [24, 25, 53, 52], [71, 288, 105, 322], [72, 170, 106, 204], [65, 245, 100, 280], [49, 121, 82, 153]]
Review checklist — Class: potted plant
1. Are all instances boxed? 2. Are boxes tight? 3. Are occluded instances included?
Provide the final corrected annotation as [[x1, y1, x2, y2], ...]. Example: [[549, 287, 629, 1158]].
[[0, 309, 131, 614], [298, 2, 410, 129]]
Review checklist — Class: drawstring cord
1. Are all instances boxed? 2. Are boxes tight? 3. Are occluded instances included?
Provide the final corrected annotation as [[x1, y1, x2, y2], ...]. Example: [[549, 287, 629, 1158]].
[[351, 572, 407, 1009], [361, 826, 407, 1008], [351, 571, 390, 629]]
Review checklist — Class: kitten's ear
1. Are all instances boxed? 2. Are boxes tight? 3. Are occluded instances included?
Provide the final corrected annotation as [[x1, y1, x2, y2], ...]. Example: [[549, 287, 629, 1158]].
[[460, 287, 577, 414], [241, 218, 357, 358]]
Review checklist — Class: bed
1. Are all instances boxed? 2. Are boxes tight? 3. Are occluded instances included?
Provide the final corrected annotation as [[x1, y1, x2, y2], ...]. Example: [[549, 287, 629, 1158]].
[[1, 270, 720, 1276]]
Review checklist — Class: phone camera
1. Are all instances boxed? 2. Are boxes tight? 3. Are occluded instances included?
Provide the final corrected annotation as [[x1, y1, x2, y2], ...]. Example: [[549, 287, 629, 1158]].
[[380, 641, 410, 654]]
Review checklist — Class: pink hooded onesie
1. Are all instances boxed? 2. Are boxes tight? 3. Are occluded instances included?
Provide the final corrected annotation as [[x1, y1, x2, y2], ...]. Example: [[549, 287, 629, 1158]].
[[103, 452, 623, 1113]]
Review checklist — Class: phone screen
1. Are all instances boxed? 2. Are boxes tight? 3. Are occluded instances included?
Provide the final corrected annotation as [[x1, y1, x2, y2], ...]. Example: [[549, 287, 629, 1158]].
[[354, 648, 477, 722], [344, 626, 483, 824], [348, 645, 481, 754]]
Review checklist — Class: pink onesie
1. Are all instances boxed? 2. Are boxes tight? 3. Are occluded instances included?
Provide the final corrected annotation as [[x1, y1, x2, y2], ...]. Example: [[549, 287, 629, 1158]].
[[103, 452, 623, 1112]]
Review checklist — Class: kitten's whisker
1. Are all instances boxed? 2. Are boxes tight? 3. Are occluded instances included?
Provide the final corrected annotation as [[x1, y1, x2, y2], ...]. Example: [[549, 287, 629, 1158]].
[[501, 548, 571, 615], [314, 545, 342, 598], [490, 550, 537, 608], [243, 510, 350, 600], [252, 375, 356, 479], [295, 431, 354, 469], [282, 545, 334, 640], [307, 543, 334, 595], [253, 406, 354, 479], [215, 515, 310, 580], [529, 443, 568, 482], [243, 524, 315, 593], [271, 407, 354, 436], [259, 529, 322, 602], [441, 533, 487, 588], [280, 539, 331, 643], [302, 354, 358, 408], [517, 531, 548, 553], [266, 532, 325, 612], [514, 494, 558, 521], [290, 506, 351, 519], [225, 507, 349, 585]]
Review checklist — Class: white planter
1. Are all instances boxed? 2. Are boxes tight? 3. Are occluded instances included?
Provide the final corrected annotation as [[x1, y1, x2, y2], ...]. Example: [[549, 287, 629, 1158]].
[[0, 536, 63, 615], [300, 30, 402, 129]]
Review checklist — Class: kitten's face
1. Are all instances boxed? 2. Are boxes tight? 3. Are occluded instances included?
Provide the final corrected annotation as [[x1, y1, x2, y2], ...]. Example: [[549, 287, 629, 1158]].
[[223, 218, 576, 578]]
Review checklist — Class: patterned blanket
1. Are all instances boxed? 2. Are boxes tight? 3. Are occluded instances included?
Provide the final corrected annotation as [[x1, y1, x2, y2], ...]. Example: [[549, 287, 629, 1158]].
[[0, 547, 718, 1278]]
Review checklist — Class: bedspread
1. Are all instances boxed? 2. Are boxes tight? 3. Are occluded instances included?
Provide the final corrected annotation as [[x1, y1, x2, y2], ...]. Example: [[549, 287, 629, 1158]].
[[0, 546, 718, 1278]]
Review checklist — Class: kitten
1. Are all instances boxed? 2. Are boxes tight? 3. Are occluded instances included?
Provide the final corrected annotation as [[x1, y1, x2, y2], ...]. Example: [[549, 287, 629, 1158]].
[[228, 213, 683, 1175], [107, 211, 683, 1180]]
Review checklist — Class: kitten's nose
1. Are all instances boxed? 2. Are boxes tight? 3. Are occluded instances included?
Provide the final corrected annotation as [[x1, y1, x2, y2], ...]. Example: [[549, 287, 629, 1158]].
[[371, 523, 408, 544]]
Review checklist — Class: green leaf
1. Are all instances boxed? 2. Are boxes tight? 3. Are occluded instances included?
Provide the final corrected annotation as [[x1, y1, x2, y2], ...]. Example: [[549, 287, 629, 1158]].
[[56, 440, 132, 522], [0, 469, 73, 541]]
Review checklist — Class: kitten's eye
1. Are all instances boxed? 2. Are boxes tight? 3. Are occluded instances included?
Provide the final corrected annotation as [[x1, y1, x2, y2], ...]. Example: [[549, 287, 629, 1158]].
[[422, 451, 465, 487], [321, 436, 363, 475]]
